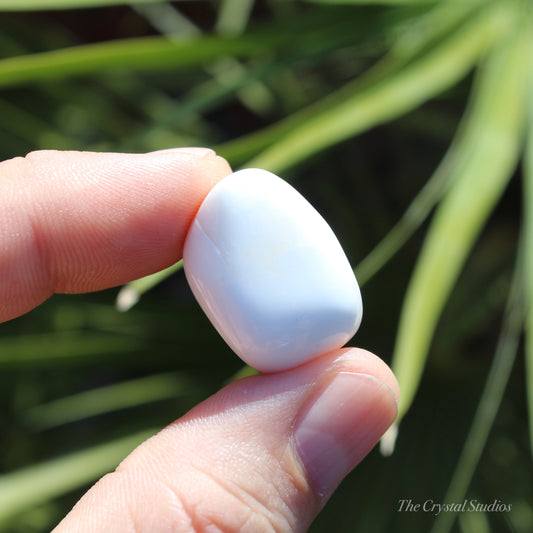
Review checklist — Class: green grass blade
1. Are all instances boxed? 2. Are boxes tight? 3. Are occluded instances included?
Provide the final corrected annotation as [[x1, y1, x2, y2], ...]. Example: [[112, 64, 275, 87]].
[[225, 365, 260, 384], [524, 49, 533, 461], [355, 3, 514, 285], [354, 101, 480, 284], [458, 510, 490, 533], [216, 0, 255, 36], [304, 0, 437, 4], [218, 1, 486, 167], [0, 9, 363, 91], [240, 2, 507, 173], [23, 372, 200, 430], [0, 0, 177, 10], [355, 162, 452, 286], [0, 332, 143, 366], [0, 99, 76, 149], [430, 251, 525, 533], [391, 21, 530, 422], [116, 261, 183, 311], [0, 428, 156, 522], [0, 34, 281, 89]]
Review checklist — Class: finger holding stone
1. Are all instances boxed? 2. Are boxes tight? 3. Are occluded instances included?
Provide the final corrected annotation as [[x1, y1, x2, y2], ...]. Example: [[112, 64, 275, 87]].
[[0, 148, 231, 322]]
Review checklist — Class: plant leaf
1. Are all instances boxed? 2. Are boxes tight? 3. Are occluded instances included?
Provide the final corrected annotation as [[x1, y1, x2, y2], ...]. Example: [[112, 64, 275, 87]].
[[0, 34, 282, 89], [430, 246, 525, 533], [355, 36, 503, 285], [0, 0, 177, 10], [237, 1, 508, 173], [116, 261, 183, 311], [23, 372, 202, 429], [303, 0, 436, 4], [0, 332, 143, 366], [524, 41, 533, 461], [217, 0, 482, 165], [391, 18, 531, 422], [0, 428, 155, 522]]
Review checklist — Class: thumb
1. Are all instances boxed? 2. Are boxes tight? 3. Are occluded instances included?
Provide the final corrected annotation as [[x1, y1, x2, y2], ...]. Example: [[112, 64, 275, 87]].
[[53, 348, 398, 532]]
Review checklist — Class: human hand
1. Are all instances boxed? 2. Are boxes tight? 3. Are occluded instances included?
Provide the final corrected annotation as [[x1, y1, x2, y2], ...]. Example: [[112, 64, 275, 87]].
[[1, 149, 399, 532]]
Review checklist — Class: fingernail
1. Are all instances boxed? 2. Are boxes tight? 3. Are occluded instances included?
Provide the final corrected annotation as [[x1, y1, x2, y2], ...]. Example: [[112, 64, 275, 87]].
[[149, 147, 216, 158], [294, 372, 398, 501]]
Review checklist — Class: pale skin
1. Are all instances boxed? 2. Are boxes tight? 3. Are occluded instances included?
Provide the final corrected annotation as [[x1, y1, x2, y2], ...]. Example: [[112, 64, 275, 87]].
[[1, 148, 399, 532]]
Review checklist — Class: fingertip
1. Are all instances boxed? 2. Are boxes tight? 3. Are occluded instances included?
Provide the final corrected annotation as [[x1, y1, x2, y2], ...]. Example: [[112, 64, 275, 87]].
[[0, 148, 232, 322], [293, 349, 399, 502], [334, 347, 400, 406]]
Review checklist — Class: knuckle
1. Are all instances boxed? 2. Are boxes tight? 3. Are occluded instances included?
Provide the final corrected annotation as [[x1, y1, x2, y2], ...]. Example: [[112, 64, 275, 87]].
[[1, 150, 57, 173], [182, 468, 292, 533], [135, 464, 295, 533]]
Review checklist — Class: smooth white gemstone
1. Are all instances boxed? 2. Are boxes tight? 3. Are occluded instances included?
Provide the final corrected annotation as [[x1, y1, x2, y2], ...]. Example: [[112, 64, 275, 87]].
[[183, 169, 362, 372]]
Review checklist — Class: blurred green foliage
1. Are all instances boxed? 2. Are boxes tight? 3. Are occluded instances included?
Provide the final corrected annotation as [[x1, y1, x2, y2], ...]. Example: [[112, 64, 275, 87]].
[[0, 1, 532, 532]]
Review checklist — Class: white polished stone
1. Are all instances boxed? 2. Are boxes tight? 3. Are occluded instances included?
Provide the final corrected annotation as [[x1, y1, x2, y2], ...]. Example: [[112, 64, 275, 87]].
[[183, 168, 362, 372]]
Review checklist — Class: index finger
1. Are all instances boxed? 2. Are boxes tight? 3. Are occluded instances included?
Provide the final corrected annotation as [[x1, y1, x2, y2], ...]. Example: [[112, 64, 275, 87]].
[[0, 148, 232, 323]]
